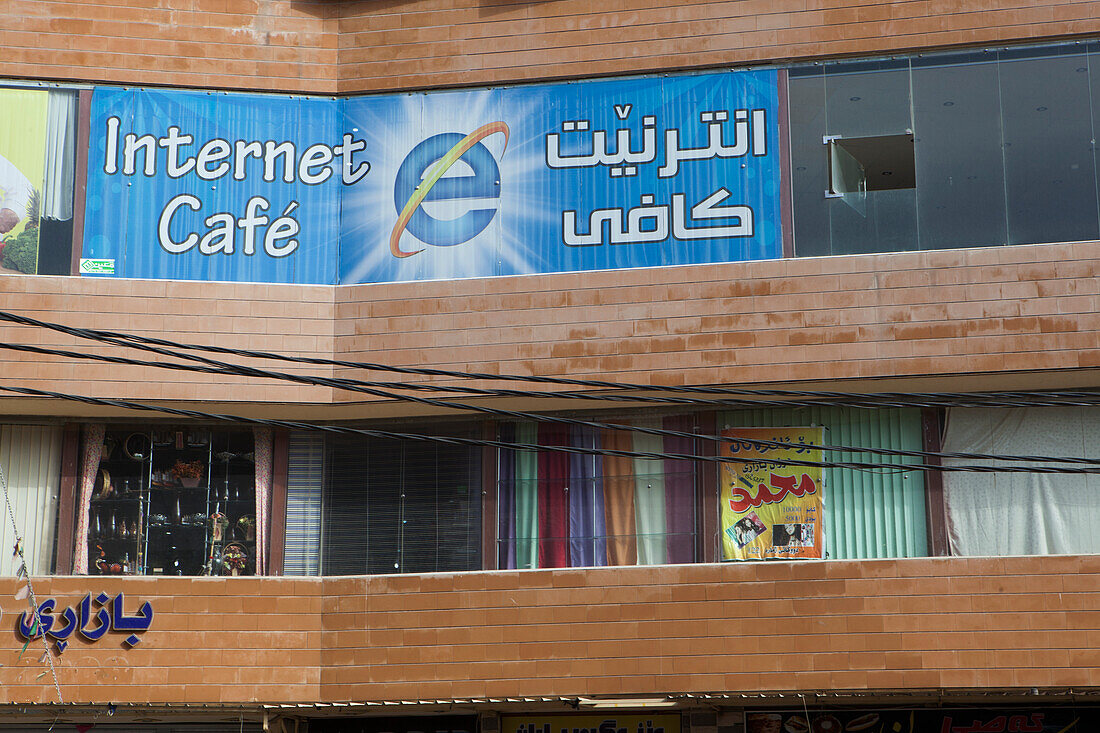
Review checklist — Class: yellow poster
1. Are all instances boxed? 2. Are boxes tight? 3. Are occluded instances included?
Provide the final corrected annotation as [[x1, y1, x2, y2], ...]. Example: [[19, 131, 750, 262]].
[[502, 715, 681, 733], [720, 427, 824, 560], [0, 88, 48, 275]]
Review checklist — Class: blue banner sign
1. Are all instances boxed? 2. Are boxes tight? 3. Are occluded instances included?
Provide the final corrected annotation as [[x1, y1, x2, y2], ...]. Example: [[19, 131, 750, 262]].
[[83, 88, 342, 284], [83, 70, 781, 284]]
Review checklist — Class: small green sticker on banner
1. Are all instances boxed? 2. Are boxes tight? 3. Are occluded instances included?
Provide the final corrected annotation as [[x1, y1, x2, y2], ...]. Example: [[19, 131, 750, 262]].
[[79, 258, 115, 274]]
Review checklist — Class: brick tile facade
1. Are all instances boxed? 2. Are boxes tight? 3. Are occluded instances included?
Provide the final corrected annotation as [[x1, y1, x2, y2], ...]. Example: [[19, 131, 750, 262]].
[[1, 1, 1098, 93], [2, 241, 1093, 417], [1, 557, 1096, 704]]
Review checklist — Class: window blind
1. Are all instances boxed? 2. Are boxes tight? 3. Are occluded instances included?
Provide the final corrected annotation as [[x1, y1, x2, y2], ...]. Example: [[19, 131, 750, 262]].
[[284, 431, 323, 576], [322, 434, 481, 575]]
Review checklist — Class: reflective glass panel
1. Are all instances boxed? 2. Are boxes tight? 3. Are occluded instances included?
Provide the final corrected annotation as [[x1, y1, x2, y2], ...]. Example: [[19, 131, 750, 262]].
[[998, 49, 1099, 245], [789, 70, 831, 256], [912, 53, 1008, 249]]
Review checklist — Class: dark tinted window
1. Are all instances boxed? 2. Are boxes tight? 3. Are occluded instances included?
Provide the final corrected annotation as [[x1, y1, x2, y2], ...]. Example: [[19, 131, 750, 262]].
[[791, 63, 917, 256], [912, 53, 1008, 249], [999, 52, 1098, 245], [790, 43, 1100, 256], [322, 433, 481, 575], [789, 69, 830, 257]]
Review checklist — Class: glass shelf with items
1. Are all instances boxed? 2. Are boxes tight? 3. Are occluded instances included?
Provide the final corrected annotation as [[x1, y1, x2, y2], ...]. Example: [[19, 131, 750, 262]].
[[88, 427, 256, 576], [206, 437, 257, 576], [89, 434, 148, 575]]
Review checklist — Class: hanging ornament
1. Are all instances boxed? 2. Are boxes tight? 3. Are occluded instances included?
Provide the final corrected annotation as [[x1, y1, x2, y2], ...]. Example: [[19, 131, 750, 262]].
[[14, 584, 28, 600]]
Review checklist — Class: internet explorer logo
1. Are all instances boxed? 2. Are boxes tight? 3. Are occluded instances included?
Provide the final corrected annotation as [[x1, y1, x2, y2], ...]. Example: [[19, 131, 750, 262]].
[[389, 121, 509, 258]]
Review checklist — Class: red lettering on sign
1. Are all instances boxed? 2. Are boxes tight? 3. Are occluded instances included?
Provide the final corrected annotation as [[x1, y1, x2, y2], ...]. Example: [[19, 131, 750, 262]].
[[730, 472, 817, 513]]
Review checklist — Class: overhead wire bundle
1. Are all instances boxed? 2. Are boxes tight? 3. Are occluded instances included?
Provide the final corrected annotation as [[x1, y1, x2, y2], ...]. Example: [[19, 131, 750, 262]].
[[0, 309, 1099, 473]]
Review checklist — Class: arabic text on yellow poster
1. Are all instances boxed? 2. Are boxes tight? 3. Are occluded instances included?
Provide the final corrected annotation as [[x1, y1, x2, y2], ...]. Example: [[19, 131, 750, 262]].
[[720, 427, 824, 561]]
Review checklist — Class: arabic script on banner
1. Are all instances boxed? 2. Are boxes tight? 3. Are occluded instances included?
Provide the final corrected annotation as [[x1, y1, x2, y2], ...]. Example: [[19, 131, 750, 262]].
[[720, 427, 823, 561]]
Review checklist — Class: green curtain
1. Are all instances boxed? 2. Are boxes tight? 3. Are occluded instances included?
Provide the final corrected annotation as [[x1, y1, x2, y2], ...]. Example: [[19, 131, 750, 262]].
[[514, 421, 539, 569], [720, 407, 928, 559]]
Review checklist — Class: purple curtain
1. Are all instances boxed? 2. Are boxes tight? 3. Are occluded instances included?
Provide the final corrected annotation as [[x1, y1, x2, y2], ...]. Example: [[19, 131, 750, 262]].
[[568, 425, 607, 567], [663, 415, 696, 564]]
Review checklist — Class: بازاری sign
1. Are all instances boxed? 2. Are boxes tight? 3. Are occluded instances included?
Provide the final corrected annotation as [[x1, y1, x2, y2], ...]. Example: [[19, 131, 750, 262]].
[[720, 427, 824, 561], [82, 70, 780, 285]]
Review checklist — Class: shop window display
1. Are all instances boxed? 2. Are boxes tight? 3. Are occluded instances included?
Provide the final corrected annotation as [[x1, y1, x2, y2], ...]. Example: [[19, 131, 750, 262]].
[[83, 427, 260, 576]]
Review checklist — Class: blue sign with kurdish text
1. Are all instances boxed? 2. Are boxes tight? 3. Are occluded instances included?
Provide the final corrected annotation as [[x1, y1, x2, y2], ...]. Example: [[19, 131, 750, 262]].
[[83, 71, 781, 284]]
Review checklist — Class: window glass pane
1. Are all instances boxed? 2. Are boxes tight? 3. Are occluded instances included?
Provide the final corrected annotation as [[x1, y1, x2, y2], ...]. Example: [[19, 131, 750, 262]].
[[364, 439, 400, 575], [1089, 43, 1100, 231], [828, 188, 918, 255], [1, 425, 61, 576], [37, 90, 78, 275], [999, 51, 1099, 245], [791, 64, 919, 257], [823, 62, 912, 138], [789, 71, 831, 257], [85, 427, 256, 577], [284, 431, 323, 576], [322, 436, 371, 575], [825, 66, 918, 254], [943, 407, 1100, 556], [786, 63, 918, 256], [912, 55, 1008, 249]]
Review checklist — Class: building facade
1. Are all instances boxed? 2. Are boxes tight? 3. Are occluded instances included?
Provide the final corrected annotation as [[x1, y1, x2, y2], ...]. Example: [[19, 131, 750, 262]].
[[0, 1, 1099, 731]]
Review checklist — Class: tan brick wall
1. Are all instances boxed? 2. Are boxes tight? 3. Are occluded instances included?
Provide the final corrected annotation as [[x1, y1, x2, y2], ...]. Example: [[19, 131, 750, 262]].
[[0, 275, 337, 410], [1, 1, 1098, 94], [331, 241, 1100, 401], [0, 576, 324, 704], [322, 556, 1100, 700], [0, 0, 338, 92], [335, 0, 1100, 93], [1, 556, 1097, 704], [2, 241, 1097, 418]]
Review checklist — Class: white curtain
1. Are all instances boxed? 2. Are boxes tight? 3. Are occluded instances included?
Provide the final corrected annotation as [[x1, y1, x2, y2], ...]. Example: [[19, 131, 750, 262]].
[[42, 90, 76, 221], [942, 407, 1100, 556], [0, 425, 62, 576]]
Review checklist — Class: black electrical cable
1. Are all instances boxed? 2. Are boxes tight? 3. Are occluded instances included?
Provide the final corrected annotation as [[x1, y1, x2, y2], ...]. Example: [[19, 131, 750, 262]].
[[6, 339, 1100, 471], [2, 381, 1099, 474], [6, 309, 1100, 406], [5, 311, 1100, 468]]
